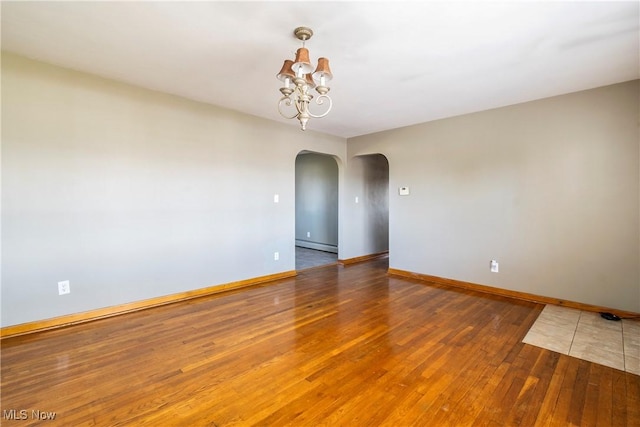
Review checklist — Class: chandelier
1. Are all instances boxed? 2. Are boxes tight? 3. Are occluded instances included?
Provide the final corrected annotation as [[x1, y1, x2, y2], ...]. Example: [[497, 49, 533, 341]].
[[276, 27, 333, 131]]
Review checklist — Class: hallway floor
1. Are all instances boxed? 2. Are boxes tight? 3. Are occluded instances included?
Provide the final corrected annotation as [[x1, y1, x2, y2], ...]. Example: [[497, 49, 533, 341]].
[[295, 246, 338, 270]]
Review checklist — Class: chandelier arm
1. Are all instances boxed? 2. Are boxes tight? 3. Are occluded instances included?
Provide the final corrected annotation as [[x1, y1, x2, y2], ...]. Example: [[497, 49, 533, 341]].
[[277, 96, 300, 120], [307, 95, 333, 118]]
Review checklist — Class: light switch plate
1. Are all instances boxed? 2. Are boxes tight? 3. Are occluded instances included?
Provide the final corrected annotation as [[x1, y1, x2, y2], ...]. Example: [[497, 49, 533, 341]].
[[490, 260, 499, 273]]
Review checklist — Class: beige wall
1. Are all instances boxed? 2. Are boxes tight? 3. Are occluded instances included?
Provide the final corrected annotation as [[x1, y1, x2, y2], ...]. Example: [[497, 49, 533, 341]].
[[1, 53, 346, 326], [2, 51, 638, 328], [348, 81, 640, 312]]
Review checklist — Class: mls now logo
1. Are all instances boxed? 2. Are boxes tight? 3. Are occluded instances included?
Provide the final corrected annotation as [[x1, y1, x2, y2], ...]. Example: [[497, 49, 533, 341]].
[[3, 409, 56, 420]]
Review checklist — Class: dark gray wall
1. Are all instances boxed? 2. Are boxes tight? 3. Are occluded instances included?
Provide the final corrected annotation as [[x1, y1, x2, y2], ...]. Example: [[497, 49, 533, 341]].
[[343, 154, 389, 258]]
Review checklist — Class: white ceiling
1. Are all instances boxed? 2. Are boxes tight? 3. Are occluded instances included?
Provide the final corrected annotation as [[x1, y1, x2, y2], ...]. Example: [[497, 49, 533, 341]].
[[2, 1, 638, 138]]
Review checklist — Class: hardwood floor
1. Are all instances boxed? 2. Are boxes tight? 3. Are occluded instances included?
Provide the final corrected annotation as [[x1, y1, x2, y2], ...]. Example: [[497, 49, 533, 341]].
[[2, 258, 638, 426]]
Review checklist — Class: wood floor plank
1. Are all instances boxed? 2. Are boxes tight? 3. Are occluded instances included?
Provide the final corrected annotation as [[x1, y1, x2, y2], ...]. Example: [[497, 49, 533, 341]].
[[2, 258, 638, 426]]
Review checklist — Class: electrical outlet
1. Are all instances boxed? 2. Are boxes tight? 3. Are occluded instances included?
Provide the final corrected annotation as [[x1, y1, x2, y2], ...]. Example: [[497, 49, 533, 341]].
[[306, 232, 311, 238], [58, 280, 70, 295], [490, 260, 499, 273], [274, 252, 279, 261]]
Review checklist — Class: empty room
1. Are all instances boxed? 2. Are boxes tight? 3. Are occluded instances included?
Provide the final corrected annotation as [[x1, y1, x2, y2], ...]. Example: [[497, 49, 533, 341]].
[[1, 1, 639, 425]]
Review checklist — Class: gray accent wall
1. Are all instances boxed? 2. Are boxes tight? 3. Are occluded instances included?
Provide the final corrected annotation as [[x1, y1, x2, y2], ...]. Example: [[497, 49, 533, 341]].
[[295, 153, 339, 253], [348, 81, 640, 312], [342, 154, 389, 258], [1, 53, 346, 326]]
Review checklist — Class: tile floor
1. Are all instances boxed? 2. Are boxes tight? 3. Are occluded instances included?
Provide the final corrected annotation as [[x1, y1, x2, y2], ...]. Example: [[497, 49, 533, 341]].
[[295, 246, 338, 270], [523, 305, 640, 375]]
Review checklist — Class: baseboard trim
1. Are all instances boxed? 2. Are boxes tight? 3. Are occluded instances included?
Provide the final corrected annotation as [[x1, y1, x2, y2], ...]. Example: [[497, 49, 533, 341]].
[[387, 268, 640, 318], [1, 270, 297, 339], [339, 251, 389, 265]]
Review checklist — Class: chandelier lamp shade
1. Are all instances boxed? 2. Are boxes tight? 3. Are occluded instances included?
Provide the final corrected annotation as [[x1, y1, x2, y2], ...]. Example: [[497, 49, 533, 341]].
[[277, 27, 333, 131]]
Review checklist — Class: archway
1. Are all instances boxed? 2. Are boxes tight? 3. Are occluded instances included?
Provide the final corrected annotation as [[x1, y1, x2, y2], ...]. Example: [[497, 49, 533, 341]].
[[348, 154, 390, 258], [295, 151, 339, 270]]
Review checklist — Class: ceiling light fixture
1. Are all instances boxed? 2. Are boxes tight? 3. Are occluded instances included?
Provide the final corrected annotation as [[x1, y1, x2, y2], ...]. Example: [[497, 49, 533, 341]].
[[277, 27, 333, 131]]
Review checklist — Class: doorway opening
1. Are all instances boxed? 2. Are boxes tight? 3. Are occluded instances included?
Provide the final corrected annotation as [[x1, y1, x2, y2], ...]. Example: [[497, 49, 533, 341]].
[[351, 154, 389, 258], [295, 152, 339, 270]]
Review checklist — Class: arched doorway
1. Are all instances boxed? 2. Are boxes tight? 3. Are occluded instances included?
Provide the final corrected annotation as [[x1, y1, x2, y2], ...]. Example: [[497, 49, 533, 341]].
[[349, 154, 390, 258], [295, 152, 339, 270]]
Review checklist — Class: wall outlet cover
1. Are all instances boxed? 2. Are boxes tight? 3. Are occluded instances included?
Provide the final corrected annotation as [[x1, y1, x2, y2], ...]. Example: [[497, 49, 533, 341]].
[[58, 280, 70, 295]]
